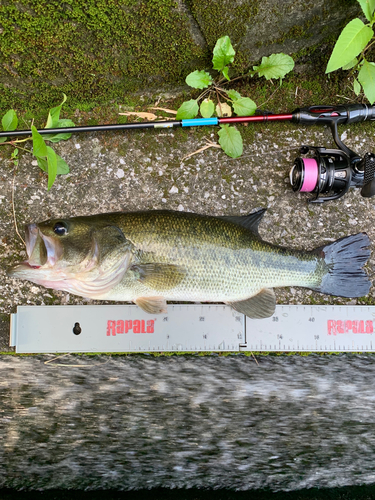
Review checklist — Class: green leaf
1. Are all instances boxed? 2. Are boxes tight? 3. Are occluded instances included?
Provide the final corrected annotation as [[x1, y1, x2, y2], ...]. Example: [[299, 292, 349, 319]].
[[46, 146, 57, 190], [36, 153, 69, 175], [218, 125, 243, 158], [45, 93, 67, 129], [353, 77, 362, 95], [2, 109, 18, 131], [0, 137, 7, 143], [358, 59, 375, 103], [185, 70, 212, 89], [326, 19, 373, 73], [212, 36, 235, 75], [43, 119, 75, 142], [31, 125, 48, 157], [253, 53, 294, 80], [357, 0, 375, 22], [176, 99, 199, 119], [342, 57, 358, 70], [221, 66, 230, 81], [36, 153, 69, 176], [44, 94, 75, 142], [36, 156, 47, 173], [200, 99, 215, 118], [232, 97, 257, 116], [55, 154, 70, 175], [227, 89, 242, 101]]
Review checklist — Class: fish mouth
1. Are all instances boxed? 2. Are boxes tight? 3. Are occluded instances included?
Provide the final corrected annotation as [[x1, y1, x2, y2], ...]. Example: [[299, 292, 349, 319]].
[[26, 223, 64, 267], [8, 224, 62, 275]]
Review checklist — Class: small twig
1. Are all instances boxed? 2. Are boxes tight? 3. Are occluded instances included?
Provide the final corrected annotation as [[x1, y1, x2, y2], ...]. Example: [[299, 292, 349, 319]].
[[335, 94, 353, 101], [251, 352, 259, 366], [258, 84, 281, 109], [149, 107, 177, 115], [119, 111, 159, 120], [11, 160, 26, 247], [181, 138, 221, 161], [21, 115, 33, 129], [44, 352, 111, 367]]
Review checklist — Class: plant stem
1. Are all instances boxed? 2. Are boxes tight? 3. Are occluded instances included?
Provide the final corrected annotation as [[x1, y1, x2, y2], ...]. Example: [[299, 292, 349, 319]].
[[215, 87, 223, 116], [196, 88, 211, 102], [362, 38, 375, 56], [10, 143, 33, 154], [0, 138, 32, 147]]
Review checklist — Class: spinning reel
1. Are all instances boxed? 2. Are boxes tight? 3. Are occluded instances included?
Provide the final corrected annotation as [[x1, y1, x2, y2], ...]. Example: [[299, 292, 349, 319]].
[[289, 104, 375, 203]]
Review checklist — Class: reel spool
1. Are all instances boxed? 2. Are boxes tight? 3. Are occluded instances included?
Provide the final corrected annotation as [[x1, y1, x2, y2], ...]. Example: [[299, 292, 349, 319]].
[[290, 146, 375, 203]]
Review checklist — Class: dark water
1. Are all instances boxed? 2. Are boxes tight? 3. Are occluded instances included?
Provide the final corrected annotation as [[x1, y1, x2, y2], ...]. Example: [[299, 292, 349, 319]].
[[1, 354, 375, 493]]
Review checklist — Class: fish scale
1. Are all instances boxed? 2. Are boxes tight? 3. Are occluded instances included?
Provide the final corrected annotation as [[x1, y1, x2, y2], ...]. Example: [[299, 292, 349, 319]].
[[105, 212, 322, 302]]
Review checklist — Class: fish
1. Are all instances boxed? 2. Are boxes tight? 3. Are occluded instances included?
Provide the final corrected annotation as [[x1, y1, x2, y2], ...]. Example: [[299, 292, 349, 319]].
[[7, 209, 371, 319]]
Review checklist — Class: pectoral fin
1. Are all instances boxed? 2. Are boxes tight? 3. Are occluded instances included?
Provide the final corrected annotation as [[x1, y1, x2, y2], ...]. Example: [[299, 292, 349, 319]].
[[130, 263, 186, 291], [228, 288, 276, 319], [135, 296, 168, 314]]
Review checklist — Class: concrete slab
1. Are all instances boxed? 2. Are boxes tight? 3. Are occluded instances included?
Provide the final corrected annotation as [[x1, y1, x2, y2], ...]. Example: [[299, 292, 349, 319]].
[[1, 118, 374, 352]]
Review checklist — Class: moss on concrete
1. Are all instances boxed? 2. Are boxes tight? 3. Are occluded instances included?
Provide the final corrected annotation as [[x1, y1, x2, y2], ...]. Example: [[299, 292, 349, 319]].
[[0, 0, 209, 111], [0, 0, 365, 115], [186, 0, 259, 49]]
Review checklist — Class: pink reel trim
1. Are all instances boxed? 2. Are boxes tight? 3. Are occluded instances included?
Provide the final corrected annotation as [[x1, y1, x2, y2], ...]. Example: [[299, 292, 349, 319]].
[[300, 158, 318, 192]]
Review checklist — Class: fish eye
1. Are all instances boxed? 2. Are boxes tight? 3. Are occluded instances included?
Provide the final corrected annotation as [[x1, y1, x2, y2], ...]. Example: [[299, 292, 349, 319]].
[[53, 221, 68, 236]]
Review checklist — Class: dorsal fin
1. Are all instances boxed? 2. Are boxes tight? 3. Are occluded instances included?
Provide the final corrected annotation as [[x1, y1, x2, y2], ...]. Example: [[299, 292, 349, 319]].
[[219, 208, 267, 235]]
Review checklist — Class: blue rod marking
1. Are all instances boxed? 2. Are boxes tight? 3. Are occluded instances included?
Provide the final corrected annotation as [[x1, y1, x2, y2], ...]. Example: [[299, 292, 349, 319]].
[[182, 118, 219, 127]]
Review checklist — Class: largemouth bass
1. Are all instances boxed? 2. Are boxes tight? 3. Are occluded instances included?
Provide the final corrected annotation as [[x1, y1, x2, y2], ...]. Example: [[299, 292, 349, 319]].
[[8, 209, 371, 318]]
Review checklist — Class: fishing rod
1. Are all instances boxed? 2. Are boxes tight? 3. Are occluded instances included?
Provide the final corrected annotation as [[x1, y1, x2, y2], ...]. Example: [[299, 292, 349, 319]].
[[2, 103, 375, 203]]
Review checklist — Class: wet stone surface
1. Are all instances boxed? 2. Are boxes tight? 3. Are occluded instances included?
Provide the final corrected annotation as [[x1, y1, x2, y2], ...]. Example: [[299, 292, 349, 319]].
[[1, 121, 375, 351]]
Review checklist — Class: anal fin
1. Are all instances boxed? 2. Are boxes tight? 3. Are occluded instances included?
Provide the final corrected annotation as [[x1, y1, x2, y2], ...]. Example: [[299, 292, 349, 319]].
[[135, 296, 168, 314], [228, 288, 276, 319]]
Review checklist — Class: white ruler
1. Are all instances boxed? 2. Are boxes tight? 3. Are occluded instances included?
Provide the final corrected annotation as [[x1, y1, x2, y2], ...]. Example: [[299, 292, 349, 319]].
[[245, 304, 375, 352], [9, 304, 375, 353]]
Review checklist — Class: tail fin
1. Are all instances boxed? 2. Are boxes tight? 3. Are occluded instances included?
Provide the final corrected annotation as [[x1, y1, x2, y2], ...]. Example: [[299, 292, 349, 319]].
[[312, 232, 371, 298]]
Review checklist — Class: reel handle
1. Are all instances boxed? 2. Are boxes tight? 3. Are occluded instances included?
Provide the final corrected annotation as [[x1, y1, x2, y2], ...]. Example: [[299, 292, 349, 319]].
[[360, 153, 375, 198]]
